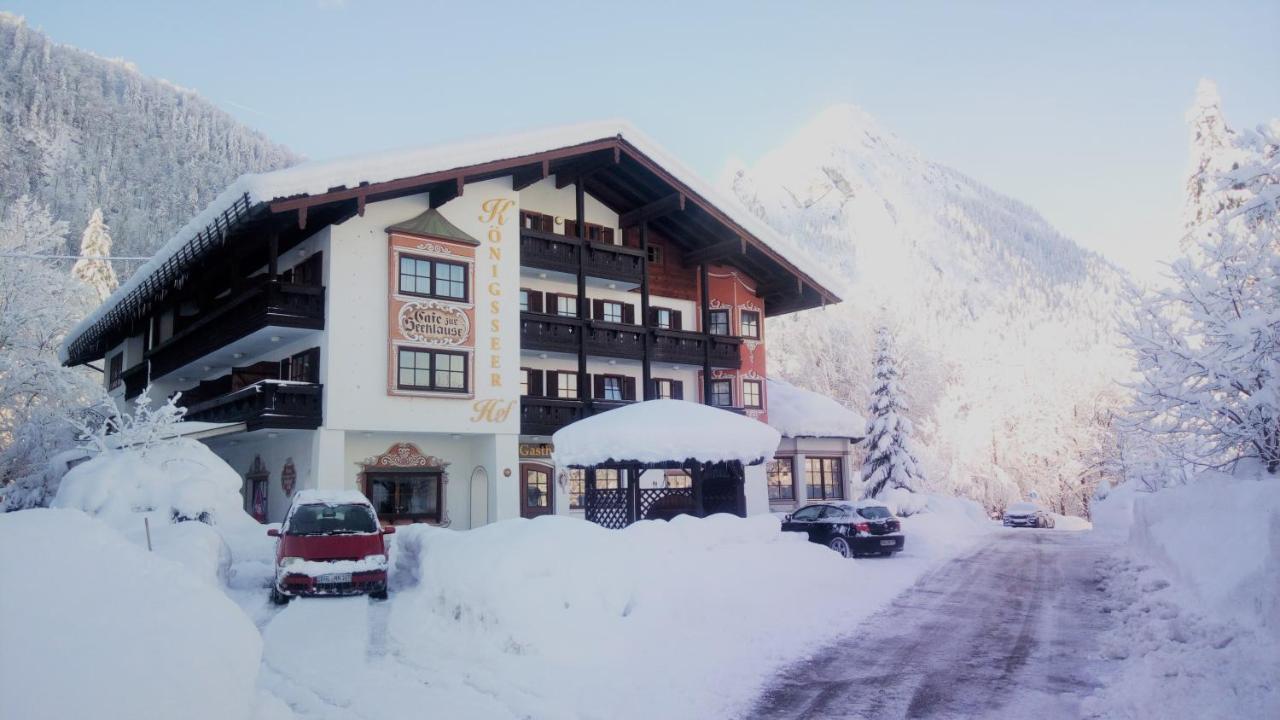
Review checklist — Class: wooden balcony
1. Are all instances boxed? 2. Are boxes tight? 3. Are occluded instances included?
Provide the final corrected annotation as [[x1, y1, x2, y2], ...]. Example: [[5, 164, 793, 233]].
[[146, 279, 325, 380], [520, 397, 585, 436], [184, 380, 323, 431], [520, 229, 645, 284], [521, 312, 741, 367]]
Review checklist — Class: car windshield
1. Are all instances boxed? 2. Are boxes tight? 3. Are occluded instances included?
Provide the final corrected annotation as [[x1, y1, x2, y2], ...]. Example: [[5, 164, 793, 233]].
[[1008, 503, 1038, 513], [857, 506, 892, 520], [286, 503, 378, 535]]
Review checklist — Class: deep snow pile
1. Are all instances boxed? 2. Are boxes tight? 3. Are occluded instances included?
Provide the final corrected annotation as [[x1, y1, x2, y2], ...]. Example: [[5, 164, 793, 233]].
[[378, 502, 995, 720], [1085, 470, 1280, 717], [0, 509, 266, 720], [766, 377, 865, 439]]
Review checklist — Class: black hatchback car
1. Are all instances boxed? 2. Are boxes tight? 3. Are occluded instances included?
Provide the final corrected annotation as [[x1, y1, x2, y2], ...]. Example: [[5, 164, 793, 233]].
[[781, 501, 905, 558]]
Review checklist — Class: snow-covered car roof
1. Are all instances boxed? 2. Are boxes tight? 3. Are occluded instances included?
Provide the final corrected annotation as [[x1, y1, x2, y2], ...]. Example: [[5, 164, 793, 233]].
[[288, 489, 373, 507]]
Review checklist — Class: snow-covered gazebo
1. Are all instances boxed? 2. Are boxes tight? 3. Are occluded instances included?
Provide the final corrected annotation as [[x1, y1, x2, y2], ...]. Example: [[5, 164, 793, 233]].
[[552, 400, 781, 528]]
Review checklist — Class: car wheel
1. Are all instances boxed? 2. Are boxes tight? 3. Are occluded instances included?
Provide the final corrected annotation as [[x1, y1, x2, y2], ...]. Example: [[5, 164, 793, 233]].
[[270, 587, 291, 606], [828, 536, 852, 558], [370, 588, 388, 601]]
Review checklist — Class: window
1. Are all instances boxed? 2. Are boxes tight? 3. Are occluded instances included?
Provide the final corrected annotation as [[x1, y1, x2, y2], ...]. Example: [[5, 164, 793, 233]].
[[555, 295, 577, 317], [594, 468, 620, 490], [646, 245, 663, 264], [600, 301, 623, 324], [710, 380, 732, 407], [521, 369, 529, 396], [367, 472, 442, 522], [521, 465, 553, 518], [601, 375, 623, 401], [651, 378, 683, 400], [398, 255, 468, 301], [664, 471, 692, 489], [740, 310, 760, 339], [790, 505, 823, 522], [568, 469, 586, 509], [555, 372, 578, 399], [653, 308, 673, 329], [708, 309, 730, 335], [520, 210, 555, 232], [519, 289, 529, 312], [805, 457, 844, 500], [743, 379, 763, 408], [107, 354, 124, 391], [768, 458, 794, 500], [520, 288, 544, 314], [285, 503, 379, 534], [280, 348, 320, 383], [397, 348, 468, 393]]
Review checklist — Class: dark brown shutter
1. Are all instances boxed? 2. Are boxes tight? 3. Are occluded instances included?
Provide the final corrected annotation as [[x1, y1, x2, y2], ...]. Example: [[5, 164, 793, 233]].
[[592, 299, 605, 320], [546, 293, 560, 315], [673, 380, 684, 400], [529, 290, 544, 314], [601, 228, 615, 244], [565, 219, 578, 238], [623, 376, 636, 401], [541, 214, 554, 232], [671, 310, 683, 331], [546, 371, 558, 397], [593, 374, 605, 399], [530, 369, 544, 397], [621, 304, 635, 324], [647, 307, 658, 326]]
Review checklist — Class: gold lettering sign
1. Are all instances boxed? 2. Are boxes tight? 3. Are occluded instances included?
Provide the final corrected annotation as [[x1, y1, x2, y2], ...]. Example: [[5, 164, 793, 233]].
[[519, 443, 553, 459], [397, 301, 470, 346], [471, 399, 515, 423]]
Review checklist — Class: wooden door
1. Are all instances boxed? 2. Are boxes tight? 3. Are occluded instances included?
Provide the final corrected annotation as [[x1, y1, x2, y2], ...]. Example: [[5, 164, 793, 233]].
[[520, 463, 554, 519]]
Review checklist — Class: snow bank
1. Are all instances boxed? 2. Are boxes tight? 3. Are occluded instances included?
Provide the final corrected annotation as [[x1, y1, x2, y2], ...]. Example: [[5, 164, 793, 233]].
[[766, 378, 865, 438], [0, 509, 263, 720], [552, 399, 781, 467], [384, 505, 995, 719], [1085, 469, 1280, 717], [1095, 470, 1280, 636]]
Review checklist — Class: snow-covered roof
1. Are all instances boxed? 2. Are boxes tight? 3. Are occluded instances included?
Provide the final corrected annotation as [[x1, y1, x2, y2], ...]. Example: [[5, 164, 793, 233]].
[[62, 120, 839, 362], [551, 400, 782, 468], [766, 379, 866, 439]]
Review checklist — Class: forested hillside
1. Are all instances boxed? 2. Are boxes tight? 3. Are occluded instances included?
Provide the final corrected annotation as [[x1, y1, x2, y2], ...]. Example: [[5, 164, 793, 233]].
[[0, 12, 299, 260], [727, 105, 1132, 514]]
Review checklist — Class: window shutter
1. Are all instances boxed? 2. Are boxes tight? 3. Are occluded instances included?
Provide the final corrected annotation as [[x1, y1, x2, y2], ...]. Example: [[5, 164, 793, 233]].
[[623, 376, 636, 401], [592, 299, 605, 320], [593, 374, 606, 399], [565, 219, 578, 238], [541, 214, 554, 232], [601, 228, 615, 244], [546, 371, 558, 397], [621, 304, 635, 324], [647, 307, 658, 326], [530, 369, 544, 397], [671, 310, 683, 331], [529, 290, 544, 314], [673, 380, 684, 400]]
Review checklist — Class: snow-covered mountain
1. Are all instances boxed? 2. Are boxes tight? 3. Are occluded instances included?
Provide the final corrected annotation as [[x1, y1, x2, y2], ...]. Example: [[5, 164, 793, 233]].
[[0, 13, 300, 259], [727, 105, 1131, 512]]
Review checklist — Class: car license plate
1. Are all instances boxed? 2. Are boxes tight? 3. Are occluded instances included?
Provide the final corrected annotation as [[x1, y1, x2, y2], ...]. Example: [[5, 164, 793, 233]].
[[317, 573, 351, 584], [880, 539, 897, 546]]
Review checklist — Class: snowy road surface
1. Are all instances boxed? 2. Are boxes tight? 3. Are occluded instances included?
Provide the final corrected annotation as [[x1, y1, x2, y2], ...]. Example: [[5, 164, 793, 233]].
[[748, 530, 1111, 720]]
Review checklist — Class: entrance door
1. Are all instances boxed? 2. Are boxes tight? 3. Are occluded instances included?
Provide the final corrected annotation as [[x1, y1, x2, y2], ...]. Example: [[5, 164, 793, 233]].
[[520, 464, 554, 519]]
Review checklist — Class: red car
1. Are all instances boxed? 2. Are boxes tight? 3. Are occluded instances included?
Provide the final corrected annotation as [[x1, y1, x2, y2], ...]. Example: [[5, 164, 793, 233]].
[[268, 490, 394, 604]]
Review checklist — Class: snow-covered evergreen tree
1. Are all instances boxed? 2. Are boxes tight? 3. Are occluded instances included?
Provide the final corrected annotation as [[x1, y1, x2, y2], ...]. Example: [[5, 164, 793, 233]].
[[1182, 79, 1242, 238], [0, 197, 100, 510], [1125, 84, 1279, 474], [71, 208, 118, 301], [861, 326, 924, 498]]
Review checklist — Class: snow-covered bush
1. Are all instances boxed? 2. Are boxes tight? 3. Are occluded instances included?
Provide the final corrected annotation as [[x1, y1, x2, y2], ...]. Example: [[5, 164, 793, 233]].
[[0, 509, 263, 720]]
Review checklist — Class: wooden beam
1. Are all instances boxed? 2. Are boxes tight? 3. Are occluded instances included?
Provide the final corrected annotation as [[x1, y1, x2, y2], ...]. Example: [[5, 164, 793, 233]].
[[554, 150, 621, 189], [429, 177, 463, 209], [619, 193, 685, 228], [511, 160, 549, 191], [684, 238, 742, 265], [356, 190, 367, 217]]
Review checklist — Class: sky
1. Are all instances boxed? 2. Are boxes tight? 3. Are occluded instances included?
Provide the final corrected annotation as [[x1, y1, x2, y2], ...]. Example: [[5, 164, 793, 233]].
[[7, 0, 1277, 277]]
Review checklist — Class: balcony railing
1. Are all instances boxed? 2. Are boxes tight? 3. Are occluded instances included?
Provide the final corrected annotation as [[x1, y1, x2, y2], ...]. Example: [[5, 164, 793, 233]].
[[520, 229, 645, 284], [521, 312, 742, 367], [184, 380, 323, 431], [520, 397, 585, 436], [145, 279, 325, 380]]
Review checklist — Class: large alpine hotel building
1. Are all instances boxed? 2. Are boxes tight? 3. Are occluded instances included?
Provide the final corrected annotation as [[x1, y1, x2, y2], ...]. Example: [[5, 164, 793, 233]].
[[62, 123, 864, 528]]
